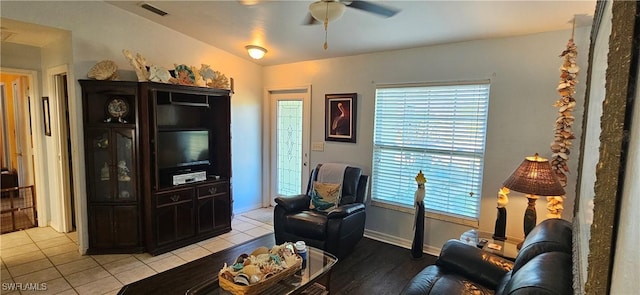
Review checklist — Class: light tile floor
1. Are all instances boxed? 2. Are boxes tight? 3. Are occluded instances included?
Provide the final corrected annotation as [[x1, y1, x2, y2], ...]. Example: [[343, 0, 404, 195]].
[[0, 207, 274, 295]]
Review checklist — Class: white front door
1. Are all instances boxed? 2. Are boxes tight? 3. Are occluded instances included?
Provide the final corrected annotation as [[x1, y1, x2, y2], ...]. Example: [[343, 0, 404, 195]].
[[267, 87, 311, 205]]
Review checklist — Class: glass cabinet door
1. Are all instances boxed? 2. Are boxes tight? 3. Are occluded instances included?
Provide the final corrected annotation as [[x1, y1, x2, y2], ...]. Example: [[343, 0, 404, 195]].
[[89, 129, 114, 202], [88, 128, 136, 202], [114, 129, 136, 201]]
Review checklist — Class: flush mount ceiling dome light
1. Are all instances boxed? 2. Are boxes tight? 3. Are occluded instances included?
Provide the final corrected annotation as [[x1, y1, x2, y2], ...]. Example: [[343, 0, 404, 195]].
[[245, 45, 267, 59]]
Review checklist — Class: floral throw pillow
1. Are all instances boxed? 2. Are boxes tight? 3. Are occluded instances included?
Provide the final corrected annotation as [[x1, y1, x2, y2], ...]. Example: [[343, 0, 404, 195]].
[[310, 182, 341, 212]]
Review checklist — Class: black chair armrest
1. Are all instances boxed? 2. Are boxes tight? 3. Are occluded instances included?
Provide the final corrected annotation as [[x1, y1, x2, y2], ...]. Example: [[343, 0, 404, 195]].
[[436, 239, 513, 289], [327, 203, 365, 219], [275, 194, 310, 212]]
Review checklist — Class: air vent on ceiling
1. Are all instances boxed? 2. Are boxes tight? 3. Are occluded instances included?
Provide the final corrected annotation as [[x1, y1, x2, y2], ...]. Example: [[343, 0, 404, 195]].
[[139, 2, 168, 16]]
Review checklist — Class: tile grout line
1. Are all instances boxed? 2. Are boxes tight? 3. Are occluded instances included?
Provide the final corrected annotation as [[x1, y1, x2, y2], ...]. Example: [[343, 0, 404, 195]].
[[1, 209, 274, 294]]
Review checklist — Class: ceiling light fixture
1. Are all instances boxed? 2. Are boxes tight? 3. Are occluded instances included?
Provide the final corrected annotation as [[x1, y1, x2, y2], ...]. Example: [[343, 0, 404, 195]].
[[309, 1, 346, 50], [245, 45, 267, 60]]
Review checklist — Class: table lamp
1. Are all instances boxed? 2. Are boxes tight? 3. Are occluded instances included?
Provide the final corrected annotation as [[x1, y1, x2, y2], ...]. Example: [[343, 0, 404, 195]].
[[502, 153, 565, 249]]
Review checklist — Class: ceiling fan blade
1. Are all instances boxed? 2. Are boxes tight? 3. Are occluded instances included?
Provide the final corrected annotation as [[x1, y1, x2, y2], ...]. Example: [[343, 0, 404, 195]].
[[303, 12, 320, 25], [345, 1, 399, 18]]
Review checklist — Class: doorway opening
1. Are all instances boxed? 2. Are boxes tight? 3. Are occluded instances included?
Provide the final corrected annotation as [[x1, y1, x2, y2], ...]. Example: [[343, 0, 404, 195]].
[[0, 73, 37, 233], [54, 73, 76, 231]]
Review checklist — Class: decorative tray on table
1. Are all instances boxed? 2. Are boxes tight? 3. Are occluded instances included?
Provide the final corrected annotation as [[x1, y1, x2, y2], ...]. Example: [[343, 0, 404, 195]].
[[217, 243, 302, 295]]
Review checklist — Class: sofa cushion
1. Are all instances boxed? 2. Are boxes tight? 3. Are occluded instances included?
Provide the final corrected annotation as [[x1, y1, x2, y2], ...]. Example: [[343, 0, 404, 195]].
[[283, 211, 327, 240], [436, 240, 513, 290], [400, 266, 495, 295], [512, 219, 572, 273], [500, 252, 573, 295]]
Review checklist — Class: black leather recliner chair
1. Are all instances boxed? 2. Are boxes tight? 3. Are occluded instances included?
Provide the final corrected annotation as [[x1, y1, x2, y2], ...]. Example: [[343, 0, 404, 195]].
[[400, 218, 573, 295], [273, 165, 369, 259]]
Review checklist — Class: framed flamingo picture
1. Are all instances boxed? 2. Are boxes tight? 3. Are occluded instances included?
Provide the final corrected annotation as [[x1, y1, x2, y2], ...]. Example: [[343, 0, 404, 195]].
[[325, 93, 357, 143]]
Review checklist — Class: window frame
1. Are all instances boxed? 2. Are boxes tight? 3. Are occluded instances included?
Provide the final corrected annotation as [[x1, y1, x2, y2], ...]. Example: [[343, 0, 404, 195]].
[[370, 80, 490, 223]]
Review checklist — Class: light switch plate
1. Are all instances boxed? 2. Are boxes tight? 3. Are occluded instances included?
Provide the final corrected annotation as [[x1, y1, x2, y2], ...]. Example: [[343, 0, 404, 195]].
[[311, 142, 324, 151]]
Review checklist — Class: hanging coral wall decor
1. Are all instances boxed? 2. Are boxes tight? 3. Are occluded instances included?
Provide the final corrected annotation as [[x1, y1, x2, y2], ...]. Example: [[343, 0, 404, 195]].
[[547, 27, 579, 218], [550, 37, 579, 187]]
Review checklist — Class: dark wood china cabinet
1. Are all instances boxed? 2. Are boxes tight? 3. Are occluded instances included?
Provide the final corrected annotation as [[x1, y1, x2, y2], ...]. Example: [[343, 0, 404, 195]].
[[80, 80, 232, 255]]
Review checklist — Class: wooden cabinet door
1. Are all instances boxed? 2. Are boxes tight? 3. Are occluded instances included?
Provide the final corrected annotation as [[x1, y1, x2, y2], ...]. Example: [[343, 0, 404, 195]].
[[196, 182, 230, 234], [155, 189, 195, 246], [89, 205, 139, 249], [113, 205, 140, 247]]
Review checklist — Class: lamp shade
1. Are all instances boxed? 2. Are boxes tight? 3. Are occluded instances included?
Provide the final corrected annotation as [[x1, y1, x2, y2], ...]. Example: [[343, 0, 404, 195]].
[[309, 1, 346, 23], [245, 45, 267, 59], [502, 154, 566, 196]]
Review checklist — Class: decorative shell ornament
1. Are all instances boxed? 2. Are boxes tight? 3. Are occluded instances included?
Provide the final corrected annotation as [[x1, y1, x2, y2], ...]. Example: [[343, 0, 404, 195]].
[[546, 196, 565, 218], [147, 65, 172, 83], [191, 65, 207, 87], [87, 60, 118, 80], [122, 49, 149, 82], [218, 243, 301, 288], [208, 70, 230, 89], [199, 64, 218, 85], [550, 38, 579, 187]]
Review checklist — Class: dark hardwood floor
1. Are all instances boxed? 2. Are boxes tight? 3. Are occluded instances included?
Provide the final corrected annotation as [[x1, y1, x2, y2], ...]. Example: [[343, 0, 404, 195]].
[[118, 234, 437, 295], [329, 237, 437, 294]]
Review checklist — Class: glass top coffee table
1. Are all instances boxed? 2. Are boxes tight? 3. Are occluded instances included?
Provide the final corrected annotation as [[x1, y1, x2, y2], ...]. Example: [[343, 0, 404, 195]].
[[186, 246, 338, 295]]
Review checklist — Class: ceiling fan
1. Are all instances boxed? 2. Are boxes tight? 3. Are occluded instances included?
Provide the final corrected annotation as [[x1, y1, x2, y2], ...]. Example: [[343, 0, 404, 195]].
[[304, 0, 400, 25], [305, 0, 399, 49]]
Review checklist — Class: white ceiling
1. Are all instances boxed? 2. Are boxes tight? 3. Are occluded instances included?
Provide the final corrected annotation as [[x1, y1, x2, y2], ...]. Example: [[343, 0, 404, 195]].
[[107, 0, 596, 66], [2, 1, 597, 66]]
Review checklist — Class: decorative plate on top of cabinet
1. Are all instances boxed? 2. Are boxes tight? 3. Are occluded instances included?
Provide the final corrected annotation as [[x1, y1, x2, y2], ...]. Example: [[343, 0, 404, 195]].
[[105, 97, 129, 123]]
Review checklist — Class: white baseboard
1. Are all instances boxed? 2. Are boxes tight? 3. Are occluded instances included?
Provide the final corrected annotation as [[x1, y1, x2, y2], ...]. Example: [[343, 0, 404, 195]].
[[364, 229, 441, 257]]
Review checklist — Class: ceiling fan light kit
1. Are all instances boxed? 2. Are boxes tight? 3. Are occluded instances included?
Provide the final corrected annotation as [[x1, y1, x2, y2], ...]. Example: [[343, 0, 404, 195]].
[[307, 0, 399, 50], [309, 0, 346, 50], [309, 1, 346, 23], [245, 45, 267, 59]]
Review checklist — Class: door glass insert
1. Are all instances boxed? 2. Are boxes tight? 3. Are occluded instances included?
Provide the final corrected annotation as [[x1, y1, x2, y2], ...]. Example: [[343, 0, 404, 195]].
[[276, 100, 303, 195], [115, 129, 135, 201], [91, 129, 113, 201]]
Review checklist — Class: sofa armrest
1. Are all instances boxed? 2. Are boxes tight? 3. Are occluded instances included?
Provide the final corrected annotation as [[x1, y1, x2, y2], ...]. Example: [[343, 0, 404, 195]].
[[436, 239, 513, 289], [326, 203, 365, 219], [274, 194, 310, 212]]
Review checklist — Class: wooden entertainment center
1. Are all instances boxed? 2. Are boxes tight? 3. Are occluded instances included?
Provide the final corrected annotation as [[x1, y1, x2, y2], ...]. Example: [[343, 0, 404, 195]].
[[80, 80, 232, 255]]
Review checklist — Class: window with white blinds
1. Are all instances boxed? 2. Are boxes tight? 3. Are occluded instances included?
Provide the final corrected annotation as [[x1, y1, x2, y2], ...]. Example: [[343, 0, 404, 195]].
[[372, 82, 490, 219]]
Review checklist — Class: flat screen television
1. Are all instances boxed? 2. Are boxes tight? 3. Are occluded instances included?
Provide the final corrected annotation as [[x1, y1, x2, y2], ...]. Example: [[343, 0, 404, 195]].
[[157, 129, 210, 170]]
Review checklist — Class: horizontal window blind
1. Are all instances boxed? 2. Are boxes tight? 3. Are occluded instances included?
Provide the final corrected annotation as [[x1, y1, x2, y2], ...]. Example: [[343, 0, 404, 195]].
[[372, 82, 490, 219]]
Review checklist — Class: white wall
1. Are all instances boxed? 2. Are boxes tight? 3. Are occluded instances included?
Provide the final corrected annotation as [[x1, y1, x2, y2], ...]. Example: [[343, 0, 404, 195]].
[[2, 1, 264, 252], [264, 28, 589, 248]]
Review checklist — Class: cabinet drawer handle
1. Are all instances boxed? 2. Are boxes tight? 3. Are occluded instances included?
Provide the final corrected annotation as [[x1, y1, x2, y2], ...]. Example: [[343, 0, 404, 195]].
[[208, 187, 217, 194], [170, 195, 180, 202]]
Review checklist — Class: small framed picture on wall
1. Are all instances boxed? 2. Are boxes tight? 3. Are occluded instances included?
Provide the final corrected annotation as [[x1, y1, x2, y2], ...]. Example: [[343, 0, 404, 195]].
[[325, 93, 357, 143]]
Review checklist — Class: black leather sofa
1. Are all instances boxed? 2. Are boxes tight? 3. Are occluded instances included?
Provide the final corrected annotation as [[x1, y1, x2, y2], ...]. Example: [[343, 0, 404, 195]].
[[274, 165, 369, 259], [401, 218, 573, 295]]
